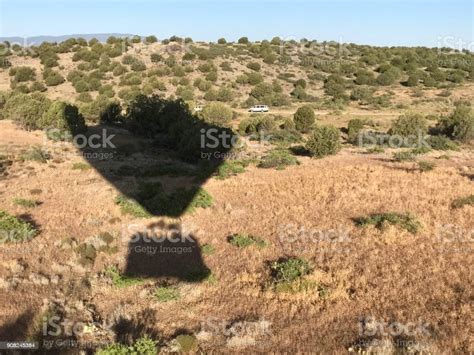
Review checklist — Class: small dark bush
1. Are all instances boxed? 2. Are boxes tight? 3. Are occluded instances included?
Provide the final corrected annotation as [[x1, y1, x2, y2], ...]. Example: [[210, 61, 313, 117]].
[[354, 212, 421, 234], [258, 149, 299, 169], [247, 62, 261, 71]]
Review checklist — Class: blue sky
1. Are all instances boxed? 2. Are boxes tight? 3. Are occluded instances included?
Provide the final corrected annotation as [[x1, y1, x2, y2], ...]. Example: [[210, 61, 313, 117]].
[[0, 0, 472, 48]]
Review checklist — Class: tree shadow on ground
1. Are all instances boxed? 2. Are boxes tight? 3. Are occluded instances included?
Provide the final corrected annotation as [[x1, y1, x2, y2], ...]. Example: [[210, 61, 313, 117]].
[[67, 96, 233, 282]]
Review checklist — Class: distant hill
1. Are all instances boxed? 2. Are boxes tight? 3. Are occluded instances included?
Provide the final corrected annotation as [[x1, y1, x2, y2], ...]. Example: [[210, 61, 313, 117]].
[[0, 33, 134, 46]]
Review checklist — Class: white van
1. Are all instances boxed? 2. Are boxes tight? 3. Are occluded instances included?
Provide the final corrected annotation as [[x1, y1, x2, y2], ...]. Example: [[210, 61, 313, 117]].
[[248, 105, 269, 113]]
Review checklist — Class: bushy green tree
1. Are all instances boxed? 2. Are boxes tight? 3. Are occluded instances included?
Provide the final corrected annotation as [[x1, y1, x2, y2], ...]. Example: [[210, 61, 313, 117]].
[[145, 35, 158, 44], [205, 71, 218, 82], [293, 79, 307, 89], [3, 93, 51, 130], [293, 105, 315, 132], [437, 105, 473, 142], [324, 74, 347, 100], [43, 69, 65, 86], [247, 72, 263, 85], [250, 83, 273, 102], [354, 69, 375, 85], [9, 66, 36, 82], [41, 101, 86, 134], [150, 53, 163, 63], [201, 102, 233, 125], [389, 113, 427, 137], [175, 85, 194, 101], [305, 125, 341, 158], [347, 118, 365, 143]]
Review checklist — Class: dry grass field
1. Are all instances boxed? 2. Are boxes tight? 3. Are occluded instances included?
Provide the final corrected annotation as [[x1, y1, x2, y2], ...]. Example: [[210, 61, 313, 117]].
[[0, 36, 473, 353]]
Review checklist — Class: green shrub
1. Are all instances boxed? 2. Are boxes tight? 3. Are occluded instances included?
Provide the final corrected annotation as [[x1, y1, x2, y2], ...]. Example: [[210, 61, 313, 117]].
[[0, 210, 38, 243], [354, 69, 375, 85], [306, 125, 341, 158], [41, 101, 86, 134], [72, 162, 91, 170], [145, 35, 157, 44], [293, 79, 307, 89], [104, 265, 145, 288], [115, 195, 151, 218], [229, 233, 267, 248], [20, 146, 51, 163], [290, 85, 308, 101], [77, 92, 93, 103], [30, 81, 47, 93], [417, 160, 435, 172], [131, 60, 146, 72], [247, 72, 263, 85], [154, 286, 180, 302], [258, 149, 299, 169], [451, 195, 474, 209], [220, 61, 232, 71], [389, 113, 427, 137], [324, 74, 347, 100], [3, 93, 51, 130], [100, 102, 123, 125], [354, 212, 421, 234], [201, 102, 233, 125], [376, 67, 400, 86], [270, 258, 312, 283], [201, 243, 215, 255], [437, 105, 473, 142], [238, 37, 249, 44], [175, 85, 194, 101], [216, 87, 234, 102], [73, 80, 89, 93], [350, 87, 374, 102], [426, 136, 459, 151], [249, 82, 273, 102], [392, 150, 416, 162], [10, 66, 36, 82], [205, 71, 217, 82], [347, 119, 365, 143], [13, 198, 39, 208], [79, 96, 116, 123], [175, 334, 198, 353], [247, 61, 261, 71], [43, 69, 65, 86], [112, 64, 127, 76], [294, 106, 315, 132], [214, 160, 247, 179]]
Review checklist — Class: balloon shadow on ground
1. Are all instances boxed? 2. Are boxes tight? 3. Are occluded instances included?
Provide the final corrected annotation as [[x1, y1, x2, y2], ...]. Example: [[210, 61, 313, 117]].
[[66, 96, 234, 282]]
